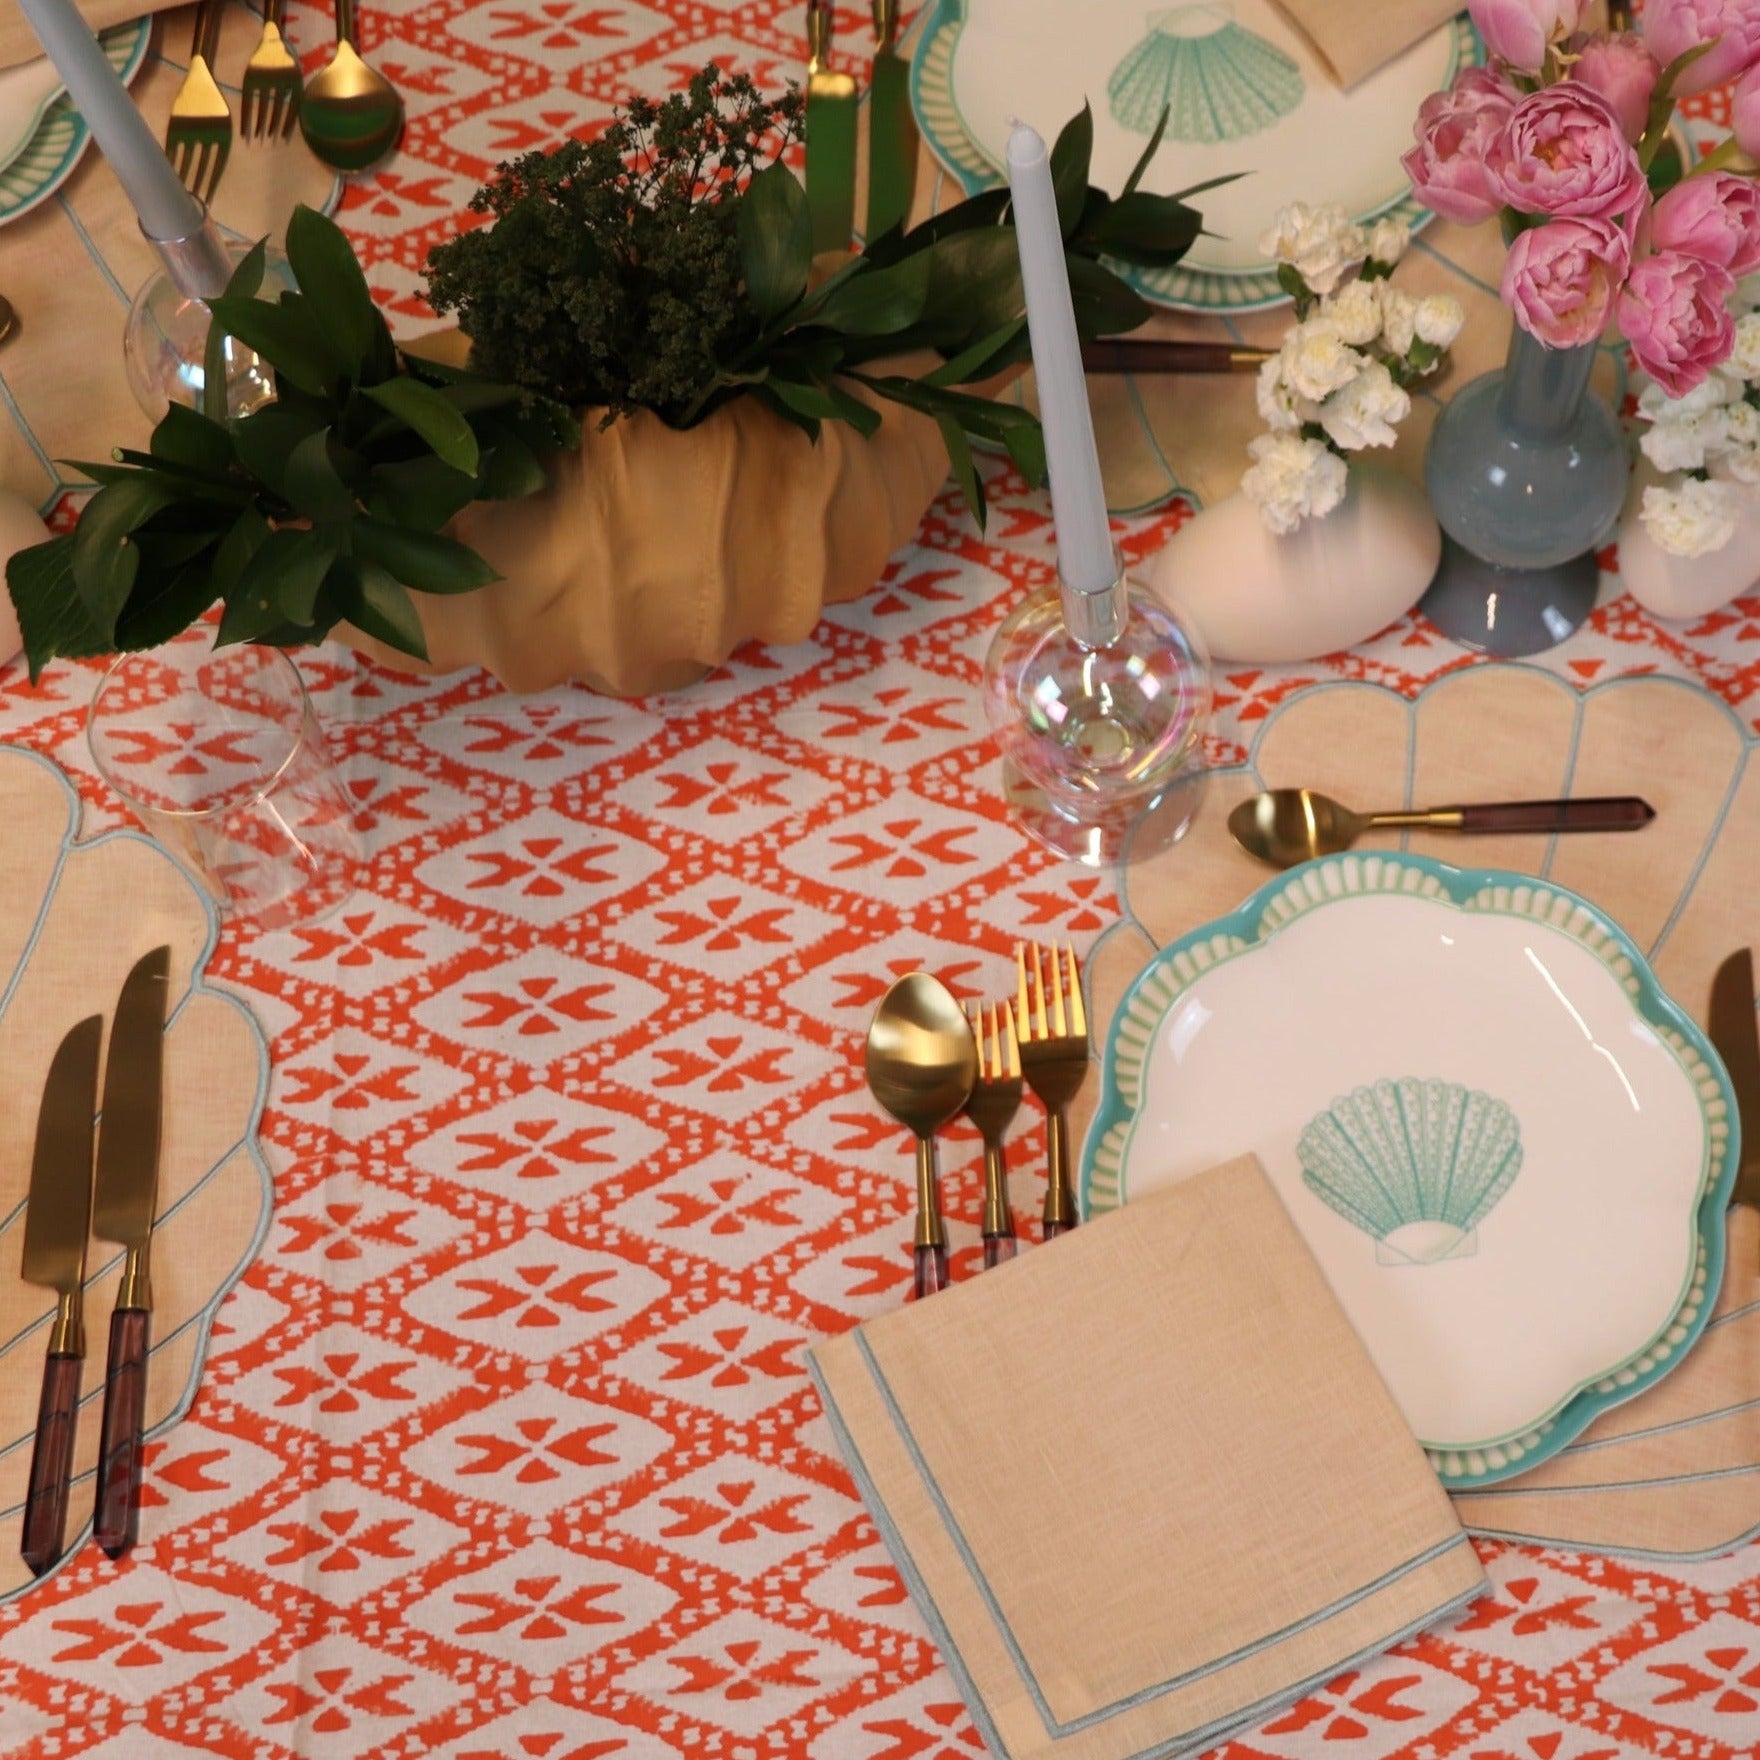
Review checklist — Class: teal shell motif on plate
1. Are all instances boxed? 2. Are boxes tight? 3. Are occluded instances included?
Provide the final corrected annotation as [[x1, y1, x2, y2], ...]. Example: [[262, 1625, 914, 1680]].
[[1107, 4, 1305, 141], [1297, 1078, 1524, 1266]]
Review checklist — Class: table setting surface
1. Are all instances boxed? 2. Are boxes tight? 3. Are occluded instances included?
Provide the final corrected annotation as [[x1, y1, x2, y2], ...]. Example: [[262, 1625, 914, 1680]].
[[2, 4, 1760, 1760]]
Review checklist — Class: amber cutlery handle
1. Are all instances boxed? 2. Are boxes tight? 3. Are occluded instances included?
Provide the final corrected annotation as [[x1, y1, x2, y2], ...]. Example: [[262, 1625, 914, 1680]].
[[1447, 796, 1656, 835], [22, 1353, 80, 1576], [1081, 339, 1270, 375], [1042, 1109, 1078, 1239], [94, 1307, 150, 1558]]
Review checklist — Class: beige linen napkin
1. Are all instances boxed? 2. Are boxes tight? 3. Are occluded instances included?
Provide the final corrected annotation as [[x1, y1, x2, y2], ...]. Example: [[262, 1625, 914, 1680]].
[[809, 1155, 1484, 1760], [1451, 1207, 1760, 1559], [1267, 0, 1463, 89], [0, 0, 184, 71]]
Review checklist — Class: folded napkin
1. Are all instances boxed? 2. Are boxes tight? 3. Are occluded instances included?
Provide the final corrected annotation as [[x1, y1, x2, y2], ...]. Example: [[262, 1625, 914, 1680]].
[[809, 1155, 1485, 1760], [1268, 0, 1463, 89], [1451, 1205, 1760, 1559], [0, 0, 183, 72]]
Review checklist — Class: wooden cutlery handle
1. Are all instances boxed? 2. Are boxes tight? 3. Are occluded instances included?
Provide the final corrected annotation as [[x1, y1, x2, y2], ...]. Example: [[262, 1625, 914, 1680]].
[[1452, 797, 1655, 835], [21, 1353, 80, 1576], [94, 1308, 150, 1559]]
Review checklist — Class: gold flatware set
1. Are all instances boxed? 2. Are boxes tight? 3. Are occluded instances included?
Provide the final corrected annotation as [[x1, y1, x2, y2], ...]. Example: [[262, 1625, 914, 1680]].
[[163, 0, 402, 202], [866, 942, 1090, 1297]]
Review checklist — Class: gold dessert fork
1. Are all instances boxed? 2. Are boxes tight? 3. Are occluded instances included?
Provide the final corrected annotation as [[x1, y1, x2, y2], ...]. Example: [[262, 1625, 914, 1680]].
[[165, 0, 231, 205], [1016, 942, 1089, 1240], [241, 0, 303, 142], [965, 1001, 1023, 1269]]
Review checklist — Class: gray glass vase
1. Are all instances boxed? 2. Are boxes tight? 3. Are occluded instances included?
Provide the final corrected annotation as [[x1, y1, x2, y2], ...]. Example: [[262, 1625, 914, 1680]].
[[1420, 325, 1628, 656]]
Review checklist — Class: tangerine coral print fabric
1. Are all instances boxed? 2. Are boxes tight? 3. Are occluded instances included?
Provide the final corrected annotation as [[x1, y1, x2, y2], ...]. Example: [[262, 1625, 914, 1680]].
[[1, 3, 1760, 1759]]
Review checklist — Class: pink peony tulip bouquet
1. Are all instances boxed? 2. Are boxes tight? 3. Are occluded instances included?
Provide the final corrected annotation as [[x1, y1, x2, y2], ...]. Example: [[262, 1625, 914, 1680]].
[[1404, 0, 1760, 397]]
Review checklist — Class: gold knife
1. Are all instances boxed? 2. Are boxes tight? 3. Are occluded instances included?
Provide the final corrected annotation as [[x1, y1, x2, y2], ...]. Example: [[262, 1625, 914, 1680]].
[[19, 1017, 104, 1577], [91, 946, 172, 1560], [1708, 948, 1760, 1218], [806, 0, 858, 256]]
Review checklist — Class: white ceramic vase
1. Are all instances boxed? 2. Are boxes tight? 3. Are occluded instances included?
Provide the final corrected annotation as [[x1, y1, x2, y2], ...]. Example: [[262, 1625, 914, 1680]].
[[1618, 465, 1760, 623], [1148, 463, 1441, 664]]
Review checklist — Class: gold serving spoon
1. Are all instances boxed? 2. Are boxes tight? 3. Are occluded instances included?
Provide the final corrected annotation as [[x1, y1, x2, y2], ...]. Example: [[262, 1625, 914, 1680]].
[[865, 974, 977, 1299], [299, 0, 404, 172], [1229, 788, 1656, 870]]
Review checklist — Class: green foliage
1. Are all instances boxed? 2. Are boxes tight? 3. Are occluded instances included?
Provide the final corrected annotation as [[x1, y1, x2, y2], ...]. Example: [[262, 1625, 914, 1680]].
[[7, 205, 577, 682], [423, 73, 1224, 528]]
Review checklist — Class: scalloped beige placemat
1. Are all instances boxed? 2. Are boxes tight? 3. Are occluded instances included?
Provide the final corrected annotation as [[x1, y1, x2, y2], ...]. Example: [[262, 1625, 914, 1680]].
[[0, 742, 269, 1603], [1080, 667, 1760, 1557]]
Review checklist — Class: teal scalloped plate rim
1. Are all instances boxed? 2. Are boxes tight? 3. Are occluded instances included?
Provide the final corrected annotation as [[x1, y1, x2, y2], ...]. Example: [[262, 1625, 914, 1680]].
[[0, 19, 154, 228], [0, 743, 273, 1601], [1082, 846, 1738, 1491], [909, 0, 1478, 313]]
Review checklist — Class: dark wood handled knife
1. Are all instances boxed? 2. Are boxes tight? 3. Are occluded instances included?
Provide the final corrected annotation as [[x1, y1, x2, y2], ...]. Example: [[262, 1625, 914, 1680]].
[[1708, 948, 1760, 1222], [91, 945, 171, 1559], [19, 1016, 104, 1576]]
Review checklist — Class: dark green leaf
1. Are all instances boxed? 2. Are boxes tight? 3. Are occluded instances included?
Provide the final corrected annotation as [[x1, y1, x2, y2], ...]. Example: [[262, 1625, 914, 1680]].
[[281, 429, 358, 523], [739, 161, 813, 322], [1119, 106, 1169, 202], [752, 382, 821, 440], [362, 376, 482, 474], [210, 506, 272, 604], [204, 294, 337, 396], [1086, 191, 1201, 268], [923, 229, 1024, 348], [476, 432, 547, 501], [351, 517, 500, 594], [335, 557, 429, 660], [218, 528, 337, 642], [824, 380, 882, 439], [71, 476, 182, 633], [226, 237, 269, 303], [284, 203, 381, 382], [1000, 416, 1047, 486], [923, 316, 1028, 387], [810, 251, 932, 336], [114, 556, 220, 651], [864, 187, 1011, 269], [934, 411, 984, 529], [763, 376, 843, 422], [150, 402, 236, 477], [231, 402, 328, 495], [1050, 104, 1093, 240], [1066, 255, 1152, 336], [6, 537, 108, 683], [368, 451, 481, 528]]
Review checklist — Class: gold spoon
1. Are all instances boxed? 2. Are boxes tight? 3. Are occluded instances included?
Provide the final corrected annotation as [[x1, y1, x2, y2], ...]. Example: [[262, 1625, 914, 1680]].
[[865, 974, 977, 1299], [1229, 788, 1657, 870], [299, 0, 404, 173]]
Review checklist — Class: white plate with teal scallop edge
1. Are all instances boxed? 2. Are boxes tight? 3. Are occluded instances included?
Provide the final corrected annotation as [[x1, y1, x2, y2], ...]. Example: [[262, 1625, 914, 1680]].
[[0, 19, 152, 228], [911, 0, 1478, 312], [1082, 851, 1737, 1489]]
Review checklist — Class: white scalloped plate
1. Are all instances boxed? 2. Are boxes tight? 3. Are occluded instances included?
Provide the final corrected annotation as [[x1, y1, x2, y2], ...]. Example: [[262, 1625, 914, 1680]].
[[1084, 849, 1735, 1489]]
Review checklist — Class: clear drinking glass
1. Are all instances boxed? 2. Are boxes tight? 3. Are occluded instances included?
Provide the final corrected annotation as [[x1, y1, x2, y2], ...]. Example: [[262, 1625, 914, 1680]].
[[88, 640, 362, 929]]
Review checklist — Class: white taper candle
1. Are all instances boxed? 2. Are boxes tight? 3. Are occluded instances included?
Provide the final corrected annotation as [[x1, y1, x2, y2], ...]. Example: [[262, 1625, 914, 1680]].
[[16, 0, 203, 242], [1005, 121, 1116, 598]]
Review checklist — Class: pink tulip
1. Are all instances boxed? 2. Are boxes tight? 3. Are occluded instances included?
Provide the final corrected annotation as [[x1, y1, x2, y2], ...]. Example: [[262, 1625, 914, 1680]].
[[1501, 215, 1633, 347], [1492, 85, 1651, 223], [1570, 33, 1659, 141], [1643, 0, 1760, 97], [1651, 172, 1760, 275], [1402, 65, 1520, 224], [1735, 62, 1760, 155], [1618, 252, 1737, 396], [1469, 0, 1583, 69]]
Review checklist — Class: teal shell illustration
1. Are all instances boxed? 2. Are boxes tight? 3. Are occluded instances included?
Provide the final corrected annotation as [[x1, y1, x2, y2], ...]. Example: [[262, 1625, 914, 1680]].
[[1297, 1078, 1524, 1266], [1107, 4, 1305, 141]]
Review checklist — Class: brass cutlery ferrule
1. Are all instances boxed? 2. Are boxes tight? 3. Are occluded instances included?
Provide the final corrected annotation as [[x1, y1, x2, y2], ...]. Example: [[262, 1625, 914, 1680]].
[[981, 1143, 1013, 1241], [48, 1289, 83, 1360], [116, 1244, 152, 1315], [873, 0, 898, 48], [807, 0, 833, 70], [1042, 1112, 1077, 1233], [914, 1139, 948, 1251]]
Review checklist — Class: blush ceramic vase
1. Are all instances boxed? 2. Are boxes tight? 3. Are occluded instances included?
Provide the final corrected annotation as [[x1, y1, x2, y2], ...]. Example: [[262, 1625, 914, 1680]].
[[1420, 326, 1627, 656], [1617, 464, 1760, 622]]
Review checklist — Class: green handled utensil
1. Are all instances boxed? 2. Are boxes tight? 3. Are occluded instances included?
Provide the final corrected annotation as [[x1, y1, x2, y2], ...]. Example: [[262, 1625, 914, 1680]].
[[865, 0, 916, 241], [806, 0, 858, 256]]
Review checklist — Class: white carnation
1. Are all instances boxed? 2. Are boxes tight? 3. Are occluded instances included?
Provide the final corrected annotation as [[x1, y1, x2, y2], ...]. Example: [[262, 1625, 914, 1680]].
[[1366, 217, 1410, 269], [1255, 357, 1301, 430], [1318, 360, 1410, 451], [1640, 408, 1731, 475], [1258, 201, 1366, 296], [1730, 312, 1760, 380], [1321, 279, 1383, 347], [1723, 401, 1760, 452], [1241, 432, 1349, 535], [1279, 317, 1365, 402], [1379, 287, 1417, 358], [1641, 477, 1739, 558], [1414, 294, 1464, 350], [1720, 446, 1760, 486], [1638, 371, 1739, 423]]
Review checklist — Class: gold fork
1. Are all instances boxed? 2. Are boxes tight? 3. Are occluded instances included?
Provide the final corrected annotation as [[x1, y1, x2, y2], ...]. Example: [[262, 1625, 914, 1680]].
[[241, 0, 303, 142], [165, 0, 231, 206], [965, 1001, 1023, 1268], [1016, 943, 1089, 1240]]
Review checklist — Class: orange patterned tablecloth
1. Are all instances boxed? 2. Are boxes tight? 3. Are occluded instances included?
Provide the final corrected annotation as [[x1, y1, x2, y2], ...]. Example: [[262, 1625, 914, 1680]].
[[1, 5, 1760, 1759]]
